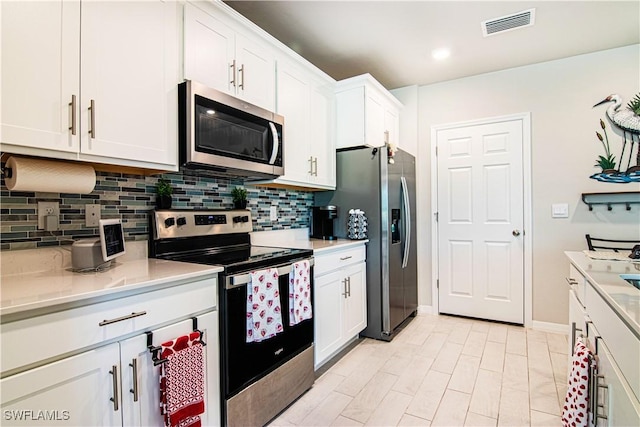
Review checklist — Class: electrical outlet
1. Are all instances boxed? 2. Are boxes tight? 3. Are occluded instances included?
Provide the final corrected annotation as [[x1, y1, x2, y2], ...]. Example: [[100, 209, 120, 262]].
[[37, 202, 60, 229], [270, 205, 278, 221], [85, 204, 101, 227]]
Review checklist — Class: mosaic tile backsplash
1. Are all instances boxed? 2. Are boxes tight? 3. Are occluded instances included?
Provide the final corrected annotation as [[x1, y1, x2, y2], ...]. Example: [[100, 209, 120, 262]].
[[0, 167, 314, 251]]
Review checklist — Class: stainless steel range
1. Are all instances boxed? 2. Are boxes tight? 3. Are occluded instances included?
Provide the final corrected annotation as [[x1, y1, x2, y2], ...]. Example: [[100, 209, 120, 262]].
[[149, 209, 315, 427]]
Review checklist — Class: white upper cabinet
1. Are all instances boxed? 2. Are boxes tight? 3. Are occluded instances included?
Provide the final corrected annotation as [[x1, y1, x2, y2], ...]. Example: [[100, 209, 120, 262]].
[[184, 3, 276, 111], [259, 58, 335, 190], [335, 73, 403, 150], [1, 0, 180, 170], [1, 0, 80, 154]]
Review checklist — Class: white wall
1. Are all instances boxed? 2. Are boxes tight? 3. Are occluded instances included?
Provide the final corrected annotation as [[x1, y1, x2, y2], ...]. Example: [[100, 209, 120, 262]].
[[417, 45, 640, 324]]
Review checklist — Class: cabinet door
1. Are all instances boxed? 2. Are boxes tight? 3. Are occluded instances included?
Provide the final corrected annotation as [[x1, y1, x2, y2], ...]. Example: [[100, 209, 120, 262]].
[[365, 91, 385, 147], [384, 107, 399, 147], [567, 288, 586, 358], [80, 0, 178, 167], [595, 341, 640, 427], [1, 0, 80, 154], [119, 311, 220, 427], [0, 343, 121, 427], [276, 62, 311, 184], [343, 262, 367, 339], [235, 33, 276, 110], [310, 84, 336, 188], [314, 270, 344, 368], [184, 3, 235, 94]]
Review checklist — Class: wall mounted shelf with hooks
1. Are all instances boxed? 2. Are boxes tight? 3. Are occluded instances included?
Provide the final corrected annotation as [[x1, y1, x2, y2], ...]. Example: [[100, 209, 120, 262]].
[[581, 191, 640, 211]]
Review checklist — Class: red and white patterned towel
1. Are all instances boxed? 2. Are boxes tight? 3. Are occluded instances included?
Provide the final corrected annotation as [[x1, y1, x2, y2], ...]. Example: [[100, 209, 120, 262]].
[[562, 337, 593, 427], [246, 268, 283, 343], [159, 331, 205, 427], [289, 260, 312, 325]]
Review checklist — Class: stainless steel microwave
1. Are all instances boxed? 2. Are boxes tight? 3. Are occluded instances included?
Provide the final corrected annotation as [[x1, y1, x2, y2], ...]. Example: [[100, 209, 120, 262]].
[[179, 80, 284, 178]]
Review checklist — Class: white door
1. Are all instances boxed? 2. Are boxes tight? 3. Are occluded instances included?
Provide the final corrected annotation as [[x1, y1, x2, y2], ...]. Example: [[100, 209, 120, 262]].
[[342, 263, 367, 338], [314, 270, 344, 367], [235, 33, 276, 110], [0, 344, 121, 427], [80, 0, 178, 166], [183, 4, 235, 94], [436, 118, 525, 324], [119, 311, 219, 427], [310, 83, 336, 188], [1, 0, 80, 153]]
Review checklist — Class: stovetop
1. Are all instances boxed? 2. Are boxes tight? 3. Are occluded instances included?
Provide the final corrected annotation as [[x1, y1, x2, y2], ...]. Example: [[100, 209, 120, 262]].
[[148, 209, 313, 274]]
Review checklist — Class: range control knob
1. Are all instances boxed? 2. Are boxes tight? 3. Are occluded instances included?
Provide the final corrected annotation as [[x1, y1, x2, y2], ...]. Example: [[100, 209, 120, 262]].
[[232, 216, 242, 223], [176, 217, 187, 226], [241, 215, 249, 223], [164, 217, 175, 228]]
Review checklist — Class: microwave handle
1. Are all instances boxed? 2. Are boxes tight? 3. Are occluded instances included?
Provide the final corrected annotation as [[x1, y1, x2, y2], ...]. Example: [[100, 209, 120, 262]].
[[268, 122, 279, 165]]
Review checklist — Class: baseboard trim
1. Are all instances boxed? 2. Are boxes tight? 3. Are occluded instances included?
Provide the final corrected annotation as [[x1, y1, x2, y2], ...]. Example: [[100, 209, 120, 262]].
[[531, 320, 569, 334], [417, 305, 434, 315]]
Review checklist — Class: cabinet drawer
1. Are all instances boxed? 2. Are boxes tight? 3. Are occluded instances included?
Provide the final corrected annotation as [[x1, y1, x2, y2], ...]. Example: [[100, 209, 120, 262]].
[[1, 278, 217, 375], [586, 282, 640, 400], [315, 245, 366, 276]]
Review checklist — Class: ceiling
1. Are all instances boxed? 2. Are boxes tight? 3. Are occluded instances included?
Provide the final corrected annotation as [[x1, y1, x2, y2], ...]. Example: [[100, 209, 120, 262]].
[[223, 1, 640, 90]]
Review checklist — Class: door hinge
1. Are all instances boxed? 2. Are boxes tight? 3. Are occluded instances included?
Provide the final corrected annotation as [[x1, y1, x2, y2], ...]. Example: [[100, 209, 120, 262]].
[[437, 279, 439, 289], [435, 146, 438, 156], [434, 212, 439, 222]]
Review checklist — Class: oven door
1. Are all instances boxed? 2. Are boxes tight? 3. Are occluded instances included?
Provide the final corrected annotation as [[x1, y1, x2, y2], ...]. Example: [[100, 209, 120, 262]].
[[221, 259, 314, 398]]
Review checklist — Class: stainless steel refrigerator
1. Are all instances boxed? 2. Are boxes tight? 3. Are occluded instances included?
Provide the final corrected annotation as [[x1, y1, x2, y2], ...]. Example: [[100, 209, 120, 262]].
[[315, 146, 418, 341]]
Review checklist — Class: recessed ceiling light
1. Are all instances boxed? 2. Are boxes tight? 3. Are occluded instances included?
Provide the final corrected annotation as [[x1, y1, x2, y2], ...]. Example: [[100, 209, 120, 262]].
[[432, 48, 450, 61]]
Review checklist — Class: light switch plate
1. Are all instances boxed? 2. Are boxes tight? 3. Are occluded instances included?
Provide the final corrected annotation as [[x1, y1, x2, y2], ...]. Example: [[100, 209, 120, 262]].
[[85, 204, 101, 227], [551, 203, 569, 218]]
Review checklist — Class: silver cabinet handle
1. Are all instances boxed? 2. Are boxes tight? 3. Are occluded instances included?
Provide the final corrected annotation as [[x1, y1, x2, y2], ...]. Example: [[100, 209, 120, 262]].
[[69, 94, 77, 135], [238, 64, 244, 90], [566, 277, 578, 286], [109, 365, 119, 411], [342, 278, 348, 299], [312, 157, 318, 176], [308, 156, 314, 175], [230, 60, 236, 88], [340, 256, 353, 261], [99, 311, 147, 326], [88, 99, 96, 138], [347, 277, 351, 297], [512, 229, 521, 236], [129, 358, 139, 402]]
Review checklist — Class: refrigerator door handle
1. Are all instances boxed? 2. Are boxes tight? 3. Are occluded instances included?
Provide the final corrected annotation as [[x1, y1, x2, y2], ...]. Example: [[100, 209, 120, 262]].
[[401, 176, 411, 269]]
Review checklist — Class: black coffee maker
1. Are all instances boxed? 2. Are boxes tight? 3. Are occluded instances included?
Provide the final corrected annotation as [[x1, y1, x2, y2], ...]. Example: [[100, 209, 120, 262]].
[[311, 206, 337, 240]]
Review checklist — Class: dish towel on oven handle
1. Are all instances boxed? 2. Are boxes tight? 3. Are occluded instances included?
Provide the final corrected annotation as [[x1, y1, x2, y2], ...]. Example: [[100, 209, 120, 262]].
[[562, 336, 593, 427], [159, 331, 205, 427], [246, 268, 283, 343], [289, 259, 312, 325]]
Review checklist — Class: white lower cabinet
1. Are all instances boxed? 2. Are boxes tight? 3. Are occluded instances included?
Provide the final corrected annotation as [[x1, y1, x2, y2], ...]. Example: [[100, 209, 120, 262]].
[[0, 279, 220, 426], [1, 344, 121, 426], [314, 245, 367, 369]]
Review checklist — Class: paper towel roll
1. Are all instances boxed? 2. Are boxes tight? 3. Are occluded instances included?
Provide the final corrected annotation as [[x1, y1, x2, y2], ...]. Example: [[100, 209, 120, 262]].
[[5, 156, 96, 194]]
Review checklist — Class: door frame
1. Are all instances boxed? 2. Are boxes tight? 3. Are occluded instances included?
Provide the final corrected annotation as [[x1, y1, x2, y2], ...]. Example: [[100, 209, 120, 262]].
[[430, 112, 533, 327]]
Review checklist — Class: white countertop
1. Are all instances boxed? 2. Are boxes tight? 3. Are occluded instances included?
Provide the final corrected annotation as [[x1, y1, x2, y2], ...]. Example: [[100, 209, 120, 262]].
[[566, 251, 640, 335], [309, 238, 368, 253], [1, 250, 222, 318]]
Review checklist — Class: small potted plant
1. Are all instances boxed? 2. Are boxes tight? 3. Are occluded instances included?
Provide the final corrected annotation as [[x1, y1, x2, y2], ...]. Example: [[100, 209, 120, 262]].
[[155, 177, 173, 209], [231, 186, 248, 209]]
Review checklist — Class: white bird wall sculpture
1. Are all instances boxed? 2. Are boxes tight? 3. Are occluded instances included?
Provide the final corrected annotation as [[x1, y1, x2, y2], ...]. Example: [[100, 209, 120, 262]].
[[593, 94, 640, 134], [593, 93, 640, 176]]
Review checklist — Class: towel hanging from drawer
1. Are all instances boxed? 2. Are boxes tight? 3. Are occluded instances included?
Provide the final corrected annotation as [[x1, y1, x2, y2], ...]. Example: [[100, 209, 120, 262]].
[[562, 337, 593, 427], [246, 268, 283, 343], [159, 331, 205, 427], [289, 260, 312, 325]]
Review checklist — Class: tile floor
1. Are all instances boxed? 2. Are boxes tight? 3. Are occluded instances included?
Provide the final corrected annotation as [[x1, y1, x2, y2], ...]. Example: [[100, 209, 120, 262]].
[[269, 313, 569, 426]]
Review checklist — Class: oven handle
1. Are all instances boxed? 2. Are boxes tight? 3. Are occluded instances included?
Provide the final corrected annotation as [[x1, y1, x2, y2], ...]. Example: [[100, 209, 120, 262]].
[[225, 258, 314, 289]]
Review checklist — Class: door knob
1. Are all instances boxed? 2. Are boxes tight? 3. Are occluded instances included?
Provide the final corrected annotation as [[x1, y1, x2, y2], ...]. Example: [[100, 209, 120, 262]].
[[512, 229, 521, 236]]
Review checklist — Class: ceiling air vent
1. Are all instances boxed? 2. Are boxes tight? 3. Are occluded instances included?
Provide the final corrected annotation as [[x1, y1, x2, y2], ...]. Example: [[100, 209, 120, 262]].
[[482, 8, 535, 37]]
